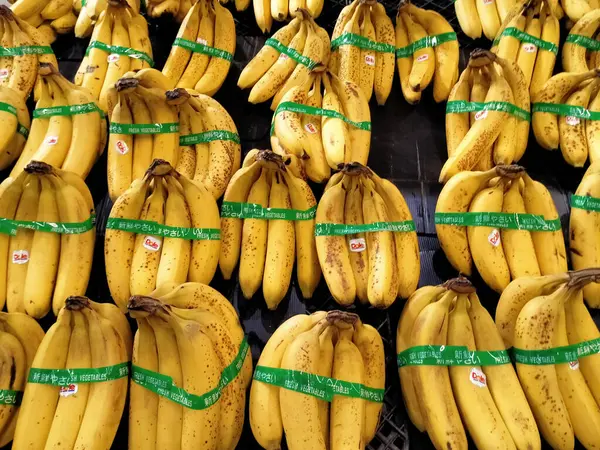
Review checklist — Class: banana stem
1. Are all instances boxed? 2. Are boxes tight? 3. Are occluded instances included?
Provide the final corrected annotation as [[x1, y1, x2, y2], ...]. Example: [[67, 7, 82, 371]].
[[64, 296, 91, 310], [24, 160, 54, 175], [443, 276, 476, 293], [495, 164, 525, 179], [568, 268, 600, 289], [127, 295, 165, 317]]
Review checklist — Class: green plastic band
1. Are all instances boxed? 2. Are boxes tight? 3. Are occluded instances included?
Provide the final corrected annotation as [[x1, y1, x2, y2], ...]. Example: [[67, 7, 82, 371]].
[[105, 217, 220, 240], [85, 40, 154, 67], [446, 100, 531, 122], [264, 38, 318, 70], [532, 102, 600, 120], [0, 390, 22, 406], [493, 27, 558, 54], [331, 32, 396, 54], [314, 220, 416, 236], [272, 101, 371, 132], [33, 102, 104, 119], [179, 130, 240, 146], [0, 102, 29, 138], [566, 34, 600, 51], [571, 194, 600, 212], [28, 362, 129, 385], [397, 345, 511, 367], [434, 212, 561, 231], [253, 366, 384, 403], [172, 38, 233, 62], [0, 215, 96, 236], [512, 337, 600, 365], [131, 338, 248, 410], [109, 122, 179, 134], [221, 201, 316, 220], [395, 32, 458, 58], [0, 45, 54, 56]]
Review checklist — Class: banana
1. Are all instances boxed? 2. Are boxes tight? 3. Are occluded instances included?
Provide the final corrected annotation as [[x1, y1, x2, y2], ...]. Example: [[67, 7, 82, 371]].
[[446, 67, 471, 157], [372, 4, 395, 105], [513, 285, 574, 450], [588, 91, 600, 163], [273, 83, 309, 157], [163, 2, 201, 87], [239, 169, 270, 299], [127, 93, 154, 181], [129, 318, 159, 450], [477, 0, 501, 39], [516, 16, 541, 88], [0, 328, 25, 442], [467, 181, 511, 293], [316, 325, 334, 447], [336, 4, 362, 88], [12, 309, 72, 449], [176, 105, 196, 179], [411, 290, 467, 450], [321, 75, 349, 167], [532, 69, 598, 150], [496, 15, 527, 62], [300, 77, 329, 183], [344, 179, 369, 304], [105, 178, 150, 310], [219, 162, 262, 280], [530, 10, 559, 97], [395, 12, 421, 105], [330, 0, 359, 74], [316, 181, 356, 305], [435, 167, 497, 275], [469, 68, 490, 126], [447, 294, 515, 450], [87, 299, 132, 359], [455, 0, 483, 39], [496, 0, 517, 23], [44, 307, 91, 450], [270, 0, 287, 21], [107, 92, 133, 202], [5, 18, 36, 98], [126, 10, 152, 72], [559, 79, 595, 166], [280, 319, 329, 450], [129, 179, 166, 296], [253, 0, 272, 33], [563, 8, 599, 60], [81, 10, 113, 100], [401, 10, 435, 93], [194, 1, 235, 97]]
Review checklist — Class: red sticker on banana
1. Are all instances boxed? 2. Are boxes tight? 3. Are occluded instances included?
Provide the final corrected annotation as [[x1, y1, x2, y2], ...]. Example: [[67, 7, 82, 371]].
[[365, 55, 375, 66], [488, 229, 501, 247], [566, 116, 580, 126], [115, 140, 129, 155], [107, 54, 120, 63], [45, 136, 58, 146], [0, 69, 9, 79], [304, 123, 318, 134], [470, 368, 487, 387], [143, 236, 161, 252], [522, 43, 537, 53], [59, 384, 78, 397], [349, 238, 366, 252], [12, 250, 29, 265], [569, 360, 579, 370], [416, 54, 429, 62], [474, 110, 488, 121]]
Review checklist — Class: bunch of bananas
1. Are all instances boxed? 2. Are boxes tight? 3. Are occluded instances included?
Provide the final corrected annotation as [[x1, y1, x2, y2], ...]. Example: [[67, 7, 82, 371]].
[[329, 0, 394, 105], [563, 9, 600, 73], [166, 88, 241, 199], [442, 50, 530, 182], [107, 74, 178, 201], [11, 63, 106, 180], [492, 0, 560, 96], [396, 3, 459, 104], [397, 278, 540, 450], [74, 0, 140, 38], [271, 71, 371, 182], [127, 287, 251, 450], [161, 0, 236, 96], [496, 269, 600, 448], [0, 311, 44, 447], [105, 160, 221, 311], [561, 0, 597, 22], [73, 1, 152, 111], [316, 163, 419, 307], [0, 161, 95, 318], [0, 6, 57, 99], [0, 86, 29, 171], [219, 150, 320, 309], [238, 12, 330, 107], [570, 162, 600, 307], [9, 0, 80, 38], [12, 296, 131, 450], [250, 0, 323, 34], [532, 68, 600, 166], [250, 310, 385, 450], [436, 165, 567, 293]]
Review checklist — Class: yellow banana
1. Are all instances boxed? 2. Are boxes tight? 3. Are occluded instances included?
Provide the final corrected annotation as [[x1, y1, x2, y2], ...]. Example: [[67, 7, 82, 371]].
[[372, 4, 395, 105]]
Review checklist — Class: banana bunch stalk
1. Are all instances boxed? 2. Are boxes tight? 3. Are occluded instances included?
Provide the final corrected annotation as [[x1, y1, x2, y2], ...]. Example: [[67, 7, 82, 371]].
[[0, 161, 96, 318], [12, 296, 131, 450], [0, 86, 29, 171], [398, 278, 540, 450], [106, 75, 178, 201], [238, 11, 331, 107], [271, 70, 371, 182], [11, 63, 106, 180], [496, 268, 600, 448], [569, 162, 600, 307], [161, 0, 236, 96], [250, 310, 385, 450], [74, 0, 140, 38], [395, 3, 459, 104], [561, 0, 597, 22], [0, 6, 58, 99], [316, 163, 420, 308], [105, 159, 221, 311], [436, 165, 567, 293], [329, 0, 395, 105], [532, 68, 600, 166], [0, 312, 44, 447], [73, 0, 152, 111], [563, 9, 600, 73], [166, 88, 241, 200], [219, 150, 320, 309], [492, 0, 560, 96], [442, 49, 530, 182], [127, 292, 249, 450]]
